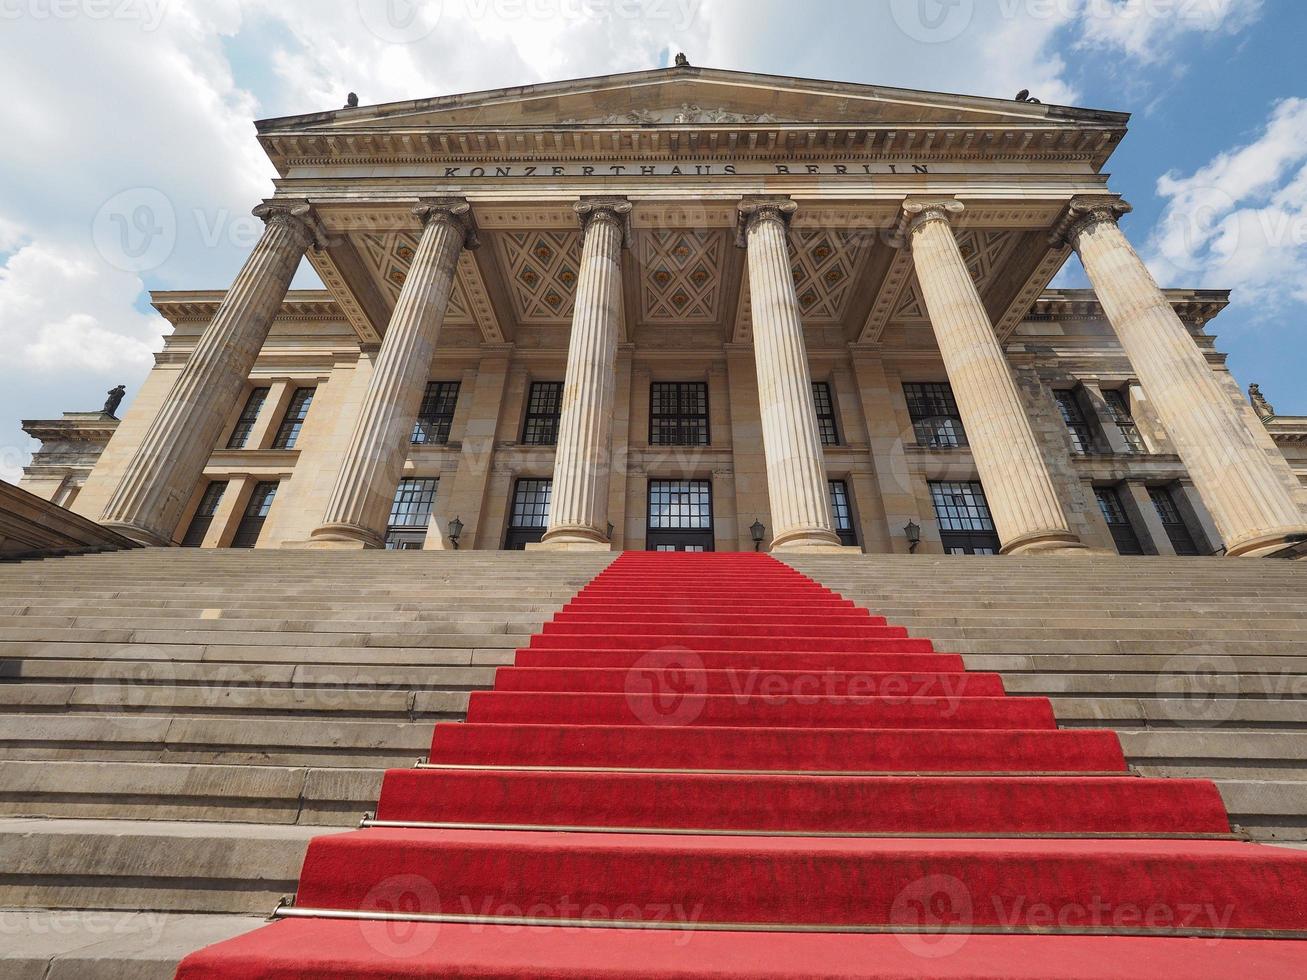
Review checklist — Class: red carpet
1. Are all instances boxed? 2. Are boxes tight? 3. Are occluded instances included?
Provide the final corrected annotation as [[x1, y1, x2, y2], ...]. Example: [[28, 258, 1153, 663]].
[[177, 552, 1307, 977]]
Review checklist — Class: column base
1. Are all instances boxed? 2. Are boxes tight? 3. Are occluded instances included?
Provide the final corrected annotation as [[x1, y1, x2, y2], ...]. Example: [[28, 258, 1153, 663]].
[[769, 527, 846, 552], [98, 521, 174, 548], [1225, 528, 1307, 559], [999, 529, 1090, 556], [305, 522, 385, 550], [530, 525, 613, 552]]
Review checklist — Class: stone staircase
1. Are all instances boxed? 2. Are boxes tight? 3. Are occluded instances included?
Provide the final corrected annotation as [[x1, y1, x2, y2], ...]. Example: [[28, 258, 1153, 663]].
[[786, 554, 1307, 842], [0, 549, 613, 978], [2, 549, 1305, 976]]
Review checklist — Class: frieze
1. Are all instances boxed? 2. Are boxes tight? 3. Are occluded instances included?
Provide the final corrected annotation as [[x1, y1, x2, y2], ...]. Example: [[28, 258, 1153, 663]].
[[419, 161, 936, 178]]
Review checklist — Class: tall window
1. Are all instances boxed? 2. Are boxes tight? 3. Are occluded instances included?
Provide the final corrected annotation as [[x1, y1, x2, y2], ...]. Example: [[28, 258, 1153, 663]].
[[522, 382, 563, 445], [505, 478, 552, 550], [929, 480, 1001, 555], [828, 479, 857, 548], [1149, 486, 1201, 556], [650, 382, 709, 446], [812, 382, 840, 446], [181, 481, 227, 548], [1054, 390, 1094, 455], [647, 479, 713, 552], [226, 387, 269, 449], [1095, 486, 1144, 555], [272, 387, 315, 450], [232, 481, 278, 549], [1103, 389, 1146, 454], [904, 382, 967, 449], [412, 382, 460, 445], [385, 478, 438, 550]]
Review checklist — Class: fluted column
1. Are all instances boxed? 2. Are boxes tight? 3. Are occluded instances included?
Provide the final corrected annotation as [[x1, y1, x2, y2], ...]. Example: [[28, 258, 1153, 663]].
[[100, 201, 321, 545], [537, 197, 630, 550], [905, 198, 1084, 554], [1063, 196, 1307, 557], [737, 197, 842, 551], [310, 199, 476, 548]]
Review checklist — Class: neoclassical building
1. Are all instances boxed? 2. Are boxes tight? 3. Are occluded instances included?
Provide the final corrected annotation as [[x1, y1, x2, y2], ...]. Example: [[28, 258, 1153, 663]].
[[23, 63, 1307, 557]]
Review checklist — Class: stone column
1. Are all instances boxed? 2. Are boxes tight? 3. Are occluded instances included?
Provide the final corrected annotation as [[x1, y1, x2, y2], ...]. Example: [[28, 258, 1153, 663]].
[[536, 197, 631, 551], [904, 198, 1084, 554], [737, 197, 842, 551], [310, 199, 477, 548], [100, 201, 321, 545], [1063, 197, 1307, 557]]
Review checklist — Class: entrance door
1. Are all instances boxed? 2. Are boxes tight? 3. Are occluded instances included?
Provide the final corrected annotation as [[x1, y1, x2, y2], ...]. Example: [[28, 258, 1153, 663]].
[[647, 479, 713, 552]]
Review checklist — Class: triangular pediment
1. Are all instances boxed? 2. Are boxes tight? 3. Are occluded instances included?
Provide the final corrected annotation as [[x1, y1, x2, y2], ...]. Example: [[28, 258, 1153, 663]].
[[258, 66, 1123, 135]]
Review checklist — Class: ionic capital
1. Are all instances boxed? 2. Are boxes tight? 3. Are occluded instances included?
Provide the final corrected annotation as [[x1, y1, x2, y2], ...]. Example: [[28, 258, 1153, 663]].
[[574, 196, 633, 248], [413, 197, 480, 249], [895, 198, 964, 246], [1052, 196, 1133, 247], [735, 196, 798, 248], [253, 200, 329, 250]]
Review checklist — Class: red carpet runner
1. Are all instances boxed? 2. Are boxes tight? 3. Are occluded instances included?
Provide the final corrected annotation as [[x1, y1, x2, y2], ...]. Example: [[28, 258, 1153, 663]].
[[177, 552, 1307, 977]]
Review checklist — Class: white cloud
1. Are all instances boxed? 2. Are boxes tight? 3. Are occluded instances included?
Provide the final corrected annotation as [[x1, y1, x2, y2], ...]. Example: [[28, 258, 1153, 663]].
[[1076, 0, 1263, 63], [0, 241, 164, 374], [0, 214, 26, 254], [1148, 97, 1307, 314]]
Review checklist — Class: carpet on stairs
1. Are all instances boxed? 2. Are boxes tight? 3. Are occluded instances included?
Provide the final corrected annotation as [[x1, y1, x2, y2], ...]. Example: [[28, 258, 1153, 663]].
[[175, 552, 1307, 978]]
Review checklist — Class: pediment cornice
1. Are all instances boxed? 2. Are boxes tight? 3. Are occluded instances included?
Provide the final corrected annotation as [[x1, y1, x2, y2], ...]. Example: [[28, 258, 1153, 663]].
[[256, 66, 1129, 175]]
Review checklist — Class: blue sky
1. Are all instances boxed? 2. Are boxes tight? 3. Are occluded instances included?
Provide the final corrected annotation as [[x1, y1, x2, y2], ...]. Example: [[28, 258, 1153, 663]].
[[1, 0, 1305, 483]]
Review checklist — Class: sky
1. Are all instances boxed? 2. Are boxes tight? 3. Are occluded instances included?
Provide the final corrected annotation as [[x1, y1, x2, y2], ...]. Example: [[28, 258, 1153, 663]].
[[2, 0, 1305, 483]]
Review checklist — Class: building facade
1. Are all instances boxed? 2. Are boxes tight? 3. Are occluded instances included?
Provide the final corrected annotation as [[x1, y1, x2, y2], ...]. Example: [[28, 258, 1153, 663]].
[[23, 64, 1307, 557]]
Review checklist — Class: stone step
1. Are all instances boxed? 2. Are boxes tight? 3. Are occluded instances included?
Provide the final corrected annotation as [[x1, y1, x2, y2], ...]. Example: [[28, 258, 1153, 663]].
[[0, 817, 331, 914], [0, 642, 519, 666], [965, 653, 1307, 672], [0, 760, 378, 826], [1, 658, 496, 689], [0, 616, 543, 638], [0, 607, 550, 626], [1003, 672, 1307, 697], [1049, 696, 1307, 728], [0, 682, 474, 718], [0, 713, 437, 768], [0, 910, 259, 980]]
